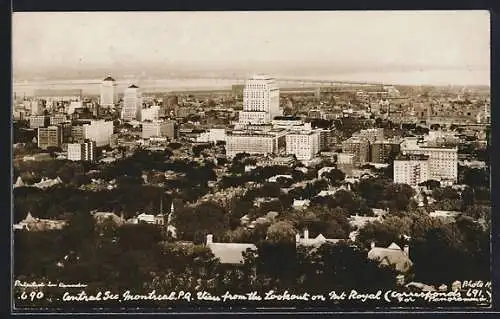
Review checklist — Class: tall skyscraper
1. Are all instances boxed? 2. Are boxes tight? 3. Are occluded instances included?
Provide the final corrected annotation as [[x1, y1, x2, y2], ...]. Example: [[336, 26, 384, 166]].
[[238, 74, 281, 124], [100, 75, 116, 108], [121, 84, 142, 121]]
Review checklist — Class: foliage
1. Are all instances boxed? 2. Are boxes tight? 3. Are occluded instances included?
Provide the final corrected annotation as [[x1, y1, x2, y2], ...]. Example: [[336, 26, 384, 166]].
[[174, 201, 229, 244]]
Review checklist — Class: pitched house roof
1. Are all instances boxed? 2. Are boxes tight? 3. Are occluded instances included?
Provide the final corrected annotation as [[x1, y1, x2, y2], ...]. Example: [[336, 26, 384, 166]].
[[207, 243, 257, 264], [205, 234, 256, 264], [368, 242, 413, 273], [103, 76, 115, 82], [128, 84, 139, 89]]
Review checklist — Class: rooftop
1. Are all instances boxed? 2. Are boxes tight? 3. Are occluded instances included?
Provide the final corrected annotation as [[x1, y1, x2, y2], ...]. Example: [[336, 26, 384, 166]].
[[368, 242, 413, 273], [207, 242, 257, 264], [103, 76, 116, 82]]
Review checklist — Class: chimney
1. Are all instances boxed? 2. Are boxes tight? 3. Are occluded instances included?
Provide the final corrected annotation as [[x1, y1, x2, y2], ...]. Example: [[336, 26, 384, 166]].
[[403, 244, 409, 256], [304, 229, 309, 242], [370, 241, 376, 249], [206, 234, 213, 245]]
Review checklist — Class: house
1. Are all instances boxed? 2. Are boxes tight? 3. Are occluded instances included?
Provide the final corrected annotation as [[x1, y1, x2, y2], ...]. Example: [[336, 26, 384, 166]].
[[205, 234, 257, 264], [367, 242, 413, 273], [295, 229, 345, 249], [135, 213, 165, 225], [14, 212, 67, 231]]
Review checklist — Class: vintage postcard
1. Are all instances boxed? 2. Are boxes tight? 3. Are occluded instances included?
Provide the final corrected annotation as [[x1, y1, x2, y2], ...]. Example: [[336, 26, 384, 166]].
[[11, 11, 491, 313]]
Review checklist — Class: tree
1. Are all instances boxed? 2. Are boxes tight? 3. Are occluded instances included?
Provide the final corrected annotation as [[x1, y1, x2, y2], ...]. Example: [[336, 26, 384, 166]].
[[432, 187, 460, 201], [357, 216, 412, 248], [174, 201, 229, 244], [296, 242, 397, 292], [266, 221, 297, 244]]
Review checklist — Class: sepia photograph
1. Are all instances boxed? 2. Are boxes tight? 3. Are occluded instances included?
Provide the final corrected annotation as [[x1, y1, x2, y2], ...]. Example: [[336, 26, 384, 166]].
[[11, 10, 491, 313]]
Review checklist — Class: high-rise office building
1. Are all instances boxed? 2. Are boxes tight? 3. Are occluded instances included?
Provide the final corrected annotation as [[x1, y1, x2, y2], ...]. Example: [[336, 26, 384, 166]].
[[238, 75, 281, 124], [37, 126, 63, 150], [286, 131, 320, 161], [121, 84, 142, 121], [100, 76, 116, 108], [67, 139, 96, 162]]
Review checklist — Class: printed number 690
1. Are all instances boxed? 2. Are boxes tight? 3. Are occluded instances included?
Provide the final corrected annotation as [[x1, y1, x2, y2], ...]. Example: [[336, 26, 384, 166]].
[[20, 291, 44, 301]]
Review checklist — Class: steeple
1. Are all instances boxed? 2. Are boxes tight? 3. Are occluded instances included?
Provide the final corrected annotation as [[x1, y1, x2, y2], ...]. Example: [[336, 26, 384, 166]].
[[167, 200, 174, 225]]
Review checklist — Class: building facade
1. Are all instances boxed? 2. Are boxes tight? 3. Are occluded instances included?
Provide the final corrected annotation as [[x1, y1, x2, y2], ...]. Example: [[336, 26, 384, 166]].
[[100, 76, 116, 107], [371, 140, 401, 163], [393, 154, 430, 186], [139, 105, 161, 122], [239, 75, 281, 124], [50, 114, 67, 126], [29, 115, 49, 129], [285, 131, 320, 161], [400, 138, 458, 182], [81, 120, 114, 147], [37, 126, 62, 150], [67, 140, 96, 162], [225, 132, 284, 158], [342, 137, 370, 164], [121, 84, 142, 121], [142, 120, 177, 139]]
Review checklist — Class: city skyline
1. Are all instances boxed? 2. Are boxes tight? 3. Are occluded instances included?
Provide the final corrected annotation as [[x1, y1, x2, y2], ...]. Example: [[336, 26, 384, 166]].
[[12, 11, 490, 86]]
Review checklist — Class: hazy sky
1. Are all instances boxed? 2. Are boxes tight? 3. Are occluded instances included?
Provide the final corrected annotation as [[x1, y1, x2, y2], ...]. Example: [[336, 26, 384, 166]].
[[12, 11, 490, 85]]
